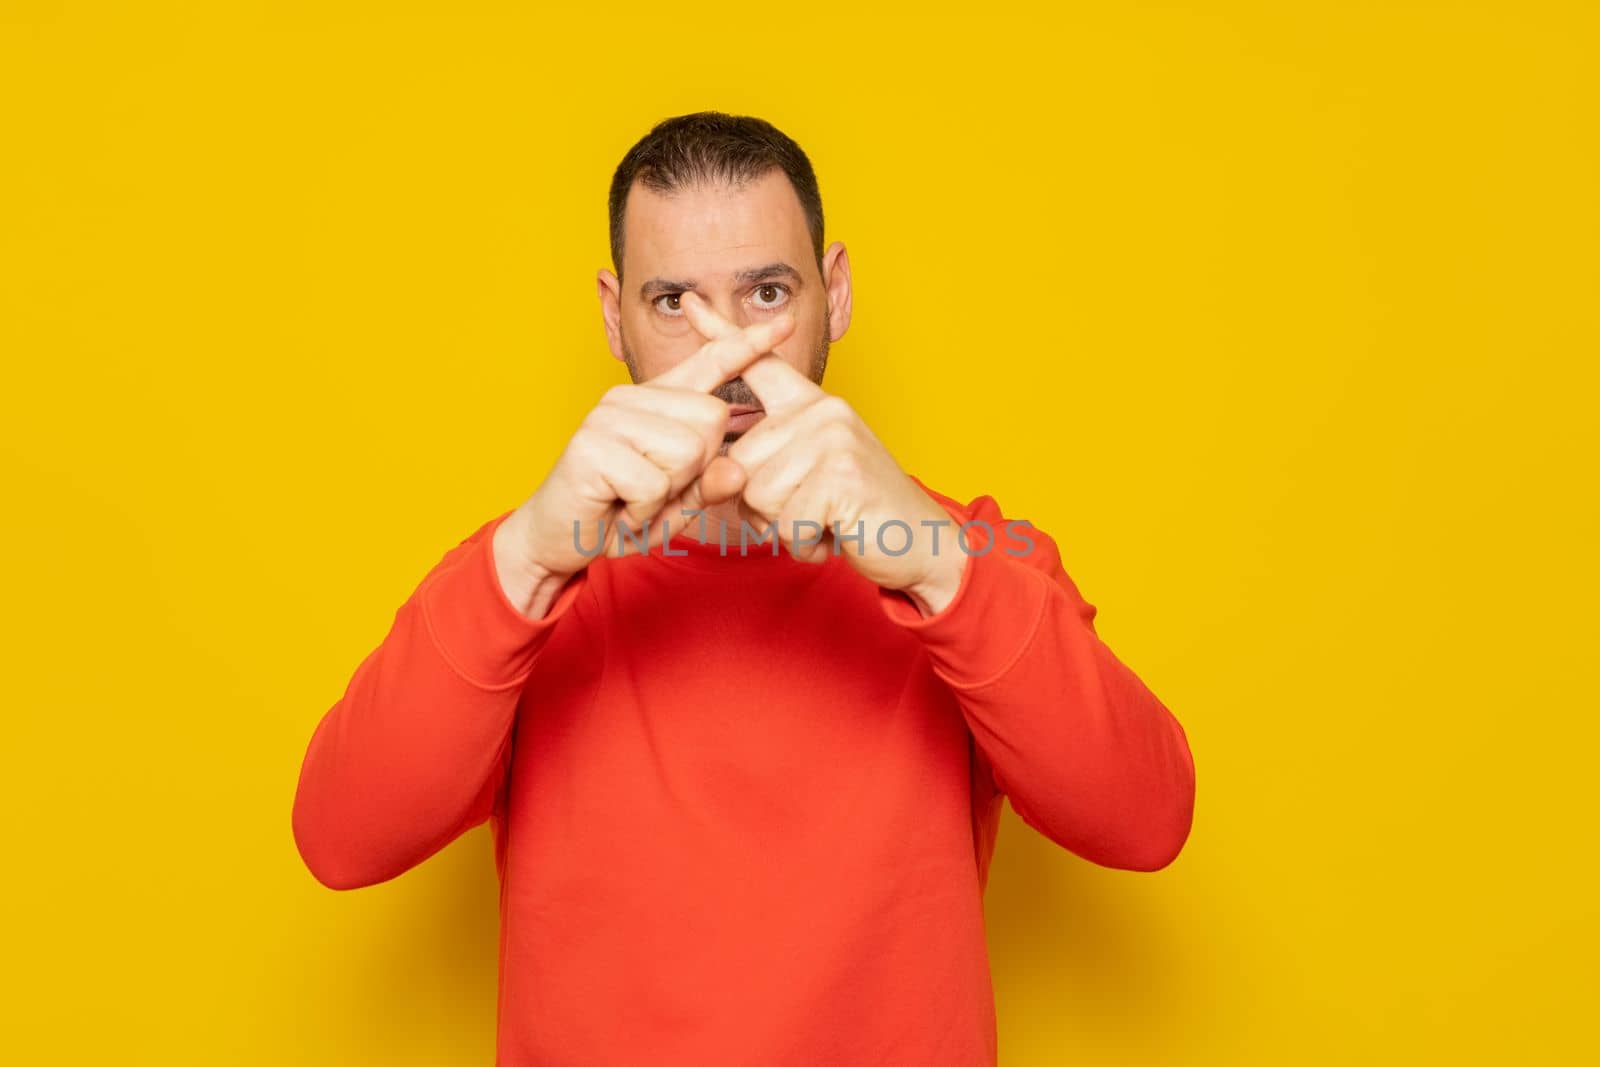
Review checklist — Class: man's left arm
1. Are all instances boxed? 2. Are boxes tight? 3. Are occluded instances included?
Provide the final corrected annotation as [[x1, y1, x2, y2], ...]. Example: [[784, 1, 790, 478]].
[[880, 488, 1197, 873], [668, 291, 1195, 870]]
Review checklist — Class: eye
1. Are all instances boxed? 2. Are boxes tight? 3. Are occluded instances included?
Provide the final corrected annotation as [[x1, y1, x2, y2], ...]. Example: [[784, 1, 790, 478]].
[[750, 283, 790, 311], [652, 293, 685, 317]]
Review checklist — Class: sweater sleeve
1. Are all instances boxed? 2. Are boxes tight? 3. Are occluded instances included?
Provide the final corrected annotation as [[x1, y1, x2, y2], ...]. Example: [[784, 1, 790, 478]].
[[291, 508, 588, 890], [879, 487, 1196, 872]]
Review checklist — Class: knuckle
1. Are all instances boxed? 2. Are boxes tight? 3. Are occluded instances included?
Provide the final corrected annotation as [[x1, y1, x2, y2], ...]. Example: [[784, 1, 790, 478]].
[[744, 483, 779, 516], [627, 467, 671, 505], [579, 412, 614, 438], [567, 426, 599, 454], [817, 394, 854, 422], [663, 441, 701, 475], [821, 420, 854, 451], [648, 466, 672, 499], [686, 393, 725, 424], [828, 451, 864, 485]]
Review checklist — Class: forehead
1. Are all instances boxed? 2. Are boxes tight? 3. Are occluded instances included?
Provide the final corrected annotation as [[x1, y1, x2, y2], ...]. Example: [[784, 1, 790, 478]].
[[622, 168, 812, 283]]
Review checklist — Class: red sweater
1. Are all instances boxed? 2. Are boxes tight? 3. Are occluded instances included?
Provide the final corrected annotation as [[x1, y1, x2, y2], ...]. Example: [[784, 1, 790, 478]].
[[292, 477, 1196, 1065]]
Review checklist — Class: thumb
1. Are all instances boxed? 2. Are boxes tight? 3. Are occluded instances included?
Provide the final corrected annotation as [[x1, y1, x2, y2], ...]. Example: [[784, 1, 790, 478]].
[[696, 455, 747, 506], [644, 456, 747, 550]]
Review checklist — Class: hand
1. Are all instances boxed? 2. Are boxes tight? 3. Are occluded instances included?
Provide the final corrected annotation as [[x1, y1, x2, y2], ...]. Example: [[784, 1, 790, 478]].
[[493, 310, 797, 615], [678, 291, 967, 615]]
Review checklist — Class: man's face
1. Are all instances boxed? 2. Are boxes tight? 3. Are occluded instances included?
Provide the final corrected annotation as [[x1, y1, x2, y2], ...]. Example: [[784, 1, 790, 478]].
[[598, 168, 851, 445]]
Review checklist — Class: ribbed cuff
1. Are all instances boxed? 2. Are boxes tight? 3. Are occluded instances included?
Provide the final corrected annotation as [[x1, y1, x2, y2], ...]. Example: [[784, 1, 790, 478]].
[[878, 525, 1050, 691], [419, 511, 587, 691]]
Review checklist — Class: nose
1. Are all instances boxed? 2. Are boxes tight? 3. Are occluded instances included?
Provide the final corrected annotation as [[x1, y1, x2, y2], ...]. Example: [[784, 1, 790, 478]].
[[707, 293, 748, 329]]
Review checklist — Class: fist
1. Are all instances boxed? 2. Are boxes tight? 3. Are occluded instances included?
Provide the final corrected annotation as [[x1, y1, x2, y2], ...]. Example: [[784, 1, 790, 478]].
[[495, 311, 796, 587]]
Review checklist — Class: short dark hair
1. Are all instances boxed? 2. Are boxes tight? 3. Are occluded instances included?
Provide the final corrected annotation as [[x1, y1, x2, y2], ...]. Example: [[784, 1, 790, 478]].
[[608, 111, 825, 282]]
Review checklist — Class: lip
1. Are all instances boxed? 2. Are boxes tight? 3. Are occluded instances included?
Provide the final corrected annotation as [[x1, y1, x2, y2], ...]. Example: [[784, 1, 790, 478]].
[[725, 407, 765, 434]]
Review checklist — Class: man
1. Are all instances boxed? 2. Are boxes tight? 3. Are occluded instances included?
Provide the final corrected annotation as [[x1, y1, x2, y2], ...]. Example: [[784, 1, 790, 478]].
[[292, 111, 1196, 1065]]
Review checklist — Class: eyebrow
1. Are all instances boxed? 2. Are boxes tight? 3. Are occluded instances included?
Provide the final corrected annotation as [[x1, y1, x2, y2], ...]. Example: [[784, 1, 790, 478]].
[[638, 261, 804, 300]]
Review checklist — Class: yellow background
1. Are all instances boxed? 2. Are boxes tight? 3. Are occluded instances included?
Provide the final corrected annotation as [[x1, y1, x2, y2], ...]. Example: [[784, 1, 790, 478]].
[[3, 2, 1595, 1062]]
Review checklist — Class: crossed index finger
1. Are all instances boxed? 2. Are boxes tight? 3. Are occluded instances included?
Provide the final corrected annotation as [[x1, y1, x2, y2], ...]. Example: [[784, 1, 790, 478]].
[[678, 290, 825, 416], [649, 302, 797, 394]]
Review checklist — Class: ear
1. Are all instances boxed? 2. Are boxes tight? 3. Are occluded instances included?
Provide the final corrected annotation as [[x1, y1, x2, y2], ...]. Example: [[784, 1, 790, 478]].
[[821, 241, 853, 342], [597, 268, 627, 363]]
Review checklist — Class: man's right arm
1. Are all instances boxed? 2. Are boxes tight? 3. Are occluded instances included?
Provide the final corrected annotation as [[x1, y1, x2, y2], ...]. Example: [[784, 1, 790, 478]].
[[292, 313, 794, 890], [290, 509, 586, 891]]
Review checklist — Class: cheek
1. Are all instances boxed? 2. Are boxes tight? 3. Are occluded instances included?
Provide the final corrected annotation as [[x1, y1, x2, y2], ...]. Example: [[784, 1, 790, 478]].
[[623, 308, 697, 375], [641, 307, 694, 339], [648, 343, 718, 384], [802, 290, 832, 342], [784, 327, 827, 376]]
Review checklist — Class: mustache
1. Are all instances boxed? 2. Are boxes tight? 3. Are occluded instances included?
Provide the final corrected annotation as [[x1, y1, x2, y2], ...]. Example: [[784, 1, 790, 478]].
[[713, 376, 761, 408]]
